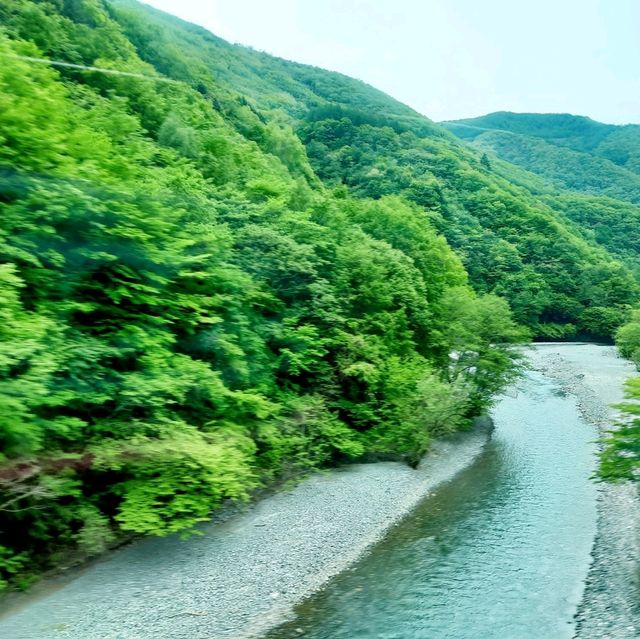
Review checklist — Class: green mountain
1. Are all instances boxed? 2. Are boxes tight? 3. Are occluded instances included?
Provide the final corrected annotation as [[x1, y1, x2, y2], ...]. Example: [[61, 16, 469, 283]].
[[442, 112, 640, 280], [442, 112, 640, 202], [0, 0, 638, 589]]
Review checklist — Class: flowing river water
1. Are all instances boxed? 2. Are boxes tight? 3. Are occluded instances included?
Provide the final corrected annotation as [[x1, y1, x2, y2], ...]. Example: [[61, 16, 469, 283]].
[[265, 344, 631, 639]]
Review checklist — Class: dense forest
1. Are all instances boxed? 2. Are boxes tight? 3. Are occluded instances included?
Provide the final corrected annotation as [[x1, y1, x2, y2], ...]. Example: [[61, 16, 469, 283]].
[[443, 112, 640, 482], [0, 0, 639, 591], [602, 309, 640, 482], [443, 113, 640, 275]]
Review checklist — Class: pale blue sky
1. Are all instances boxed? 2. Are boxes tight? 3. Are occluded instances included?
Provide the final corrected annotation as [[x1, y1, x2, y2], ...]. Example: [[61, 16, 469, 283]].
[[143, 0, 639, 125]]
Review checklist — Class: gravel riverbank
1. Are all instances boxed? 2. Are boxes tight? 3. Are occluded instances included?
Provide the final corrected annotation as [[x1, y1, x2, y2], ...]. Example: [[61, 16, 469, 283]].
[[528, 344, 640, 639], [3, 344, 637, 639], [0, 420, 492, 639]]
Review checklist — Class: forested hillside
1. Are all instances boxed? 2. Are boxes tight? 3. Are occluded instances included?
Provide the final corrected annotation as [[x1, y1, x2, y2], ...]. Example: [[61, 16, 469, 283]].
[[443, 113, 640, 255], [444, 112, 640, 172], [453, 128, 640, 204], [0, 0, 638, 590], [445, 113, 640, 511]]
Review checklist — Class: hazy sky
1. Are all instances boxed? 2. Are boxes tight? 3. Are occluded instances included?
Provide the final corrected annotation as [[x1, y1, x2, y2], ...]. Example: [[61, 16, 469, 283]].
[[142, 0, 639, 125]]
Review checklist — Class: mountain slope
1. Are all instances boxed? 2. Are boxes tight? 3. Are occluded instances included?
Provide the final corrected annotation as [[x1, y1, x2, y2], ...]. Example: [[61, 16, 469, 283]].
[[0, 0, 523, 589], [0, 0, 638, 590], [443, 112, 617, 151], [442, 112, 640, 278], [443, 112, 640, 203], [112, 1, 640, 337]]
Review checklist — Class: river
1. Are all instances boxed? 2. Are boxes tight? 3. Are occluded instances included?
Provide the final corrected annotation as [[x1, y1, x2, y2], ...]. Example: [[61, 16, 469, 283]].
[[265, 360, 599, 639], [1, 344, 637, 639]]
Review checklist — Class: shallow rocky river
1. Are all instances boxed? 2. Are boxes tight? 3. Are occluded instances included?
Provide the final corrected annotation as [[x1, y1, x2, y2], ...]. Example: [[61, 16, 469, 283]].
[[268, 365, 596, 638], [1, 344, 638, 639], [266, 344, 640, 639]]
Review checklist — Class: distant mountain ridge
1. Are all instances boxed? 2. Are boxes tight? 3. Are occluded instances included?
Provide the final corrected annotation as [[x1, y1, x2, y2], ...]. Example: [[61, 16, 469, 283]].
[[442, 112, 639, 158], [442, 112, 640, 202]]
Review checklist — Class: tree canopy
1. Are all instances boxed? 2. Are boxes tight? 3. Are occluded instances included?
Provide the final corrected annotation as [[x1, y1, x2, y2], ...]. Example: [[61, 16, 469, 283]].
[[0, 0, 638, 591]]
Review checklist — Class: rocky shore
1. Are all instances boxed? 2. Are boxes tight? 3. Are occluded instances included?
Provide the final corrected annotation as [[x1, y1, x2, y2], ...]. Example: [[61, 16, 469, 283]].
[[0, 419, 492, 639], [3, 343, 637, 639], [528, 344, 640, 639]]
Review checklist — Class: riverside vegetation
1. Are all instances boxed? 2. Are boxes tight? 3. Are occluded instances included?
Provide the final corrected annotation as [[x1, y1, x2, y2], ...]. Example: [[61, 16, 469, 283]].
[[0, 0, 639, 592], [443, 113, 640, 483]]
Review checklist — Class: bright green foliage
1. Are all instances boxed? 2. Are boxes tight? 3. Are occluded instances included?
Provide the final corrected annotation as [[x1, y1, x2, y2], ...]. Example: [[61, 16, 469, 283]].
[[600, 312, 640, 481], [0, 0, 636, 590], [0, 0, 528, 590], [298, 110, 640, 337], [360, 356, 470, 467], [600, 377, 640, 481], [0, 264, 58, 459], [616, 311, 640, 369], [94, 424, 257, 535]]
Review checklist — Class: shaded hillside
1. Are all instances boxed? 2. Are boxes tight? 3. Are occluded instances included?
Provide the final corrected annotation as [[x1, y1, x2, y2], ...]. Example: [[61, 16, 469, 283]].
[[444, 112, 617, 151], [467, 129, 640, 204], [443, 112, 640, 278]]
